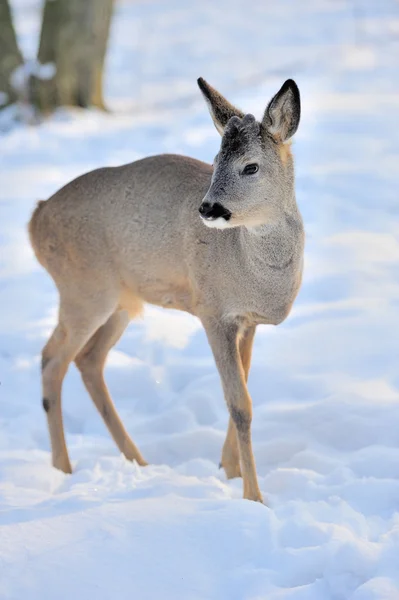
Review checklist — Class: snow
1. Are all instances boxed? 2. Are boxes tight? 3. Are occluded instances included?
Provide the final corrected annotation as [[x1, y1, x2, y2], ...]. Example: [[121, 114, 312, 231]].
[[1, 0, 399, 598]]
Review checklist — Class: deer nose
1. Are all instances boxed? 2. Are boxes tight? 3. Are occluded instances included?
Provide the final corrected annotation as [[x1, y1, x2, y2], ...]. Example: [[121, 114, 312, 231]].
[[199, 201, 232, 221], [199, 202, 212, 216]]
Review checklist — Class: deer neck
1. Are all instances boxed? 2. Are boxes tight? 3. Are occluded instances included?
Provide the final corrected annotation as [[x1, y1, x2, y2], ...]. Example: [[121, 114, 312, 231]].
[[239, 209, 302, 272]]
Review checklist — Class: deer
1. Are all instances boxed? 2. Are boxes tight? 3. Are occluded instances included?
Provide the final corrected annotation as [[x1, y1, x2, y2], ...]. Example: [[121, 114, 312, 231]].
[[29, 77, 304, 504]]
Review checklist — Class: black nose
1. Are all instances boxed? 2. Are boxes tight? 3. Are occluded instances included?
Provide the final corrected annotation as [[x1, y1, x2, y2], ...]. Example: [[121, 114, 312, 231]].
[[199, 201, 232, 221], [199, 202, 211, 216]]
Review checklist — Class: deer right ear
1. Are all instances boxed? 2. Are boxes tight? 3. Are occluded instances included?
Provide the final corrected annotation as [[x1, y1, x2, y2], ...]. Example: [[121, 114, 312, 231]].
[[262, 79, 301, 142], [197, 78, 244, 136]]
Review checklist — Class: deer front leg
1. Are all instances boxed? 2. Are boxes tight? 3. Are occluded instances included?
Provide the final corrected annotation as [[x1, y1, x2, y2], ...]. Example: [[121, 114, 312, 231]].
[[220, 325, 256, 479], [202, 317, 263, 503], [220, 417, 241, 479]]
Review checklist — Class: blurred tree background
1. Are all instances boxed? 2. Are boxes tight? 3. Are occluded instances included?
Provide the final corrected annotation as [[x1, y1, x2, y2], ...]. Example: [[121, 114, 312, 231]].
[[0, 0, 24, 106], [0, 0, 114, 114]]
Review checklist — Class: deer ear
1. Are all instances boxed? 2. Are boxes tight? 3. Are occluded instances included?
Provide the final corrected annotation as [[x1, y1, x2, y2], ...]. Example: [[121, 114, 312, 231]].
[[262, 79, 300, 142], [197, 77, 244, 136]]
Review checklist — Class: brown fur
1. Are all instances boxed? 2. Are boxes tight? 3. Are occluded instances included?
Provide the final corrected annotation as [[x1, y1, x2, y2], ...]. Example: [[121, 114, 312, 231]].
[[278, 141, 292, 165], [28, 201, 46, 260], [29, 79, 304, 504]]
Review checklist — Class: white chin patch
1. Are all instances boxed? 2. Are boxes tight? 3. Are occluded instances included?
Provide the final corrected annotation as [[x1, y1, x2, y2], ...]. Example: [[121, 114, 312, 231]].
[[201, 217, 232, 229]]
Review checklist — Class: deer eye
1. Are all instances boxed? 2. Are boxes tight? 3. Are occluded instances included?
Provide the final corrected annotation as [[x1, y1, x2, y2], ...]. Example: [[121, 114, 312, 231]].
[[243, 163, 259, 175]]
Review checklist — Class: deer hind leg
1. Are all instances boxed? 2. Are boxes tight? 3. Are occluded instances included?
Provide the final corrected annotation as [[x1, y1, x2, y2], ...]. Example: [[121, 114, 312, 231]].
[[41, 294, 118, 474], [202, 317, 262, 503], [75, 307, 147, 466], [41, 323, 71, 473], [220, 325, 256, 479]]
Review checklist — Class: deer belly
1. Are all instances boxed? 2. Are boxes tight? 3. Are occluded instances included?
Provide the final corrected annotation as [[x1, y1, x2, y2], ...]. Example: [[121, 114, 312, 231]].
[[139, 280, 194, 312]]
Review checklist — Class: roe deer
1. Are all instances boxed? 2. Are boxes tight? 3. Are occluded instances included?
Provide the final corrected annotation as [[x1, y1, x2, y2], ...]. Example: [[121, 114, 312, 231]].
[[29, 78, 304, 503]]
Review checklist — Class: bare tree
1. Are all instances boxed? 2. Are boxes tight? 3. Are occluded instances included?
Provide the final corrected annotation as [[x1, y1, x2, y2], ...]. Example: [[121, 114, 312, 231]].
[[0, 0, 114, 115], [31, 0, 114, 112], [0, 0, 24, 107]]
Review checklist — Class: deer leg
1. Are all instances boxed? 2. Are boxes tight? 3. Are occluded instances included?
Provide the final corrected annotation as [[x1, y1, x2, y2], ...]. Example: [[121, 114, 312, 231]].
[[202, 317, 263, 503], [42, 303, 116, 474], [220, 325, 256, 479], [41, 324, 71, 473], [75, 309, 147, 466], [41, 324, 65, 372]]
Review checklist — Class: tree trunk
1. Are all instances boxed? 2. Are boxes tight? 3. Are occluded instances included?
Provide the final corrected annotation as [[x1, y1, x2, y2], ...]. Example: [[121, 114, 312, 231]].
[[31, 0, 114, 113], [0, 0, 24, 107]]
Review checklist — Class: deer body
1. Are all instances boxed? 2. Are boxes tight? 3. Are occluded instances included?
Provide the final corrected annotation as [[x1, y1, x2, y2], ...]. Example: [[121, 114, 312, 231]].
[[29, 79, 304, 503]]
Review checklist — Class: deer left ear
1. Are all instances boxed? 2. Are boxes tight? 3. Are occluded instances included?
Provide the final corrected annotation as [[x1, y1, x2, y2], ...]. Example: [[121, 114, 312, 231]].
[[262, 79, 300, 142], [197, 77, 244, 136]]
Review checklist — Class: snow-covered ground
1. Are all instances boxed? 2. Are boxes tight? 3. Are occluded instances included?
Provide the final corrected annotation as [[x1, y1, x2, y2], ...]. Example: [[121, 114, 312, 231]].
[[1, 0, 399, 598]]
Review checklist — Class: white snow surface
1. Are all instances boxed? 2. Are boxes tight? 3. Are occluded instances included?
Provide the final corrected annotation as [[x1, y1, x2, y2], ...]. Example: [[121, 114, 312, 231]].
[[1, 1, 399, 598]]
